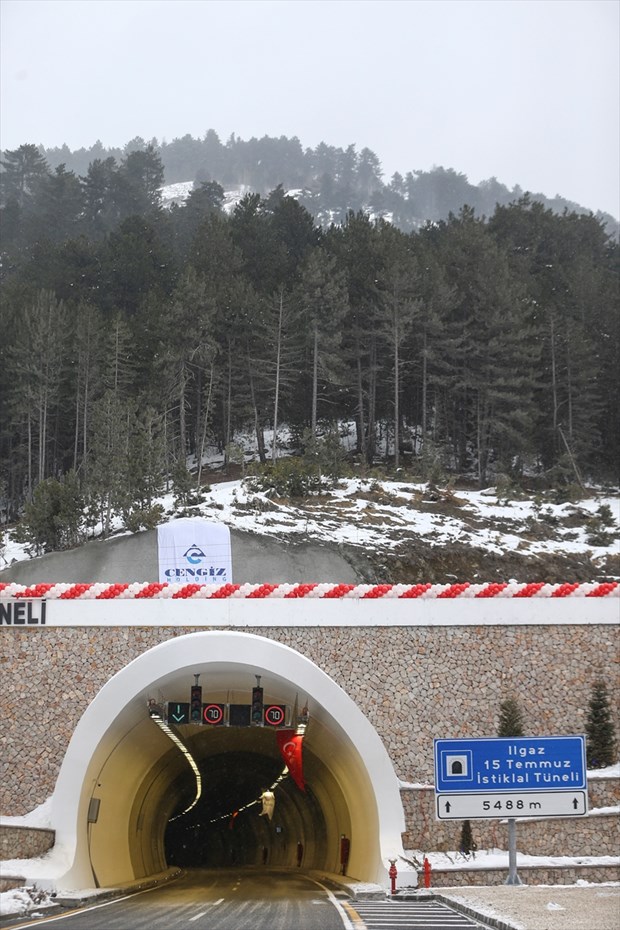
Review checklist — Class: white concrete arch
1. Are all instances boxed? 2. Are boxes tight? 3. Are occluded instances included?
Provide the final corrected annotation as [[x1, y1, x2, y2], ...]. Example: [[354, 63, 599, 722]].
[[49, 631, 406, 891]]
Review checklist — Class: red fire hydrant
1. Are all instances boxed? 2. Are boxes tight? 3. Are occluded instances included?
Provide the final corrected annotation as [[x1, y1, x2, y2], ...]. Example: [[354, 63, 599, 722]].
[[423, 856, 432, 888], [388, 859, 398, 895]]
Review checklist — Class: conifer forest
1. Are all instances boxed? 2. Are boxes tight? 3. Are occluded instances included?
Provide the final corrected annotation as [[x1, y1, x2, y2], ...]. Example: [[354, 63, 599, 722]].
[[0, 134, 618, 539]]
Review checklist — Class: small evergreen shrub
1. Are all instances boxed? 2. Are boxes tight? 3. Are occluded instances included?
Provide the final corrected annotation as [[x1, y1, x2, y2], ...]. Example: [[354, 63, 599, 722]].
[[498, 696, 525, 737], [18, 471, 84, 554], [585, 504, 619, 546], [302, 426, 347, 480], [595, 503, 616, 528], [586, 680, 617, 769], [459, 820, 477, 856], [246, 459, 328, 498], [123, 504, 165, 533]]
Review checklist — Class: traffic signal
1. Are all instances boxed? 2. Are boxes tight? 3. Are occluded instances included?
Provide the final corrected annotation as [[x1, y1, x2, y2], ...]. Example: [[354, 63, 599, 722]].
[[190, 684, 202, 723], [251, 685, 264, 725]]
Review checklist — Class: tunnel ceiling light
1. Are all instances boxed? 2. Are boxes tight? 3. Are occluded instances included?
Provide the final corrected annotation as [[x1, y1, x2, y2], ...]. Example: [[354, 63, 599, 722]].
[[206, 763, 290, 825], [148, 704, 202, 820]]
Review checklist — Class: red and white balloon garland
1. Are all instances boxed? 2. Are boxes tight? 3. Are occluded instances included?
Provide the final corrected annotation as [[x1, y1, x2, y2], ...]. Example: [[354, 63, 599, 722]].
[[0, 581, 617, 600]]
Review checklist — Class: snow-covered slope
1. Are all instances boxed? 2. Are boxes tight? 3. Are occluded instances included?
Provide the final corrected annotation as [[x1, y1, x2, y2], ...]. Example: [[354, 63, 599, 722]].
[[2, 474, 618, 582]]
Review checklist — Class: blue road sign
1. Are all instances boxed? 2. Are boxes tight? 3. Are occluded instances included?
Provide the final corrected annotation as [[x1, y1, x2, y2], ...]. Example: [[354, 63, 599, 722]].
[[434, 736, 586, 794]]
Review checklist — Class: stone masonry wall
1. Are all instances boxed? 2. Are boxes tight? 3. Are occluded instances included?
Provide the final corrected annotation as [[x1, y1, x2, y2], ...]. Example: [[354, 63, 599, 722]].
[[429, 864, 620, 887], [400, 782, 620, 854], [1, 624, 619, 815], [0, 825, 54, 860]]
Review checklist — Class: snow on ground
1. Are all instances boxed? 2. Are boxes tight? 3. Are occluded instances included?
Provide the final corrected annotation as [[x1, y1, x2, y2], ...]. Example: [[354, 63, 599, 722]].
[[0, 887, 60, 918], [0, 797, 54, 829], [159, 180, 194, 206], [2, 470, 619, 573], [399, 849, 620, 875], [159, 181, 250, 214], [1, 419, 618, 572]]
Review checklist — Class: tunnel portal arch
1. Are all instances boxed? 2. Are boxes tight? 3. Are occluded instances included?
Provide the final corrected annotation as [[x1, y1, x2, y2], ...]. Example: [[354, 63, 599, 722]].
[[50, 631, 406, 890]]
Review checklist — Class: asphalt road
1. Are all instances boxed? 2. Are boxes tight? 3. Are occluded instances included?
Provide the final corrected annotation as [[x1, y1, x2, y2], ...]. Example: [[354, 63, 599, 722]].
[[2, 869, 357, 930]]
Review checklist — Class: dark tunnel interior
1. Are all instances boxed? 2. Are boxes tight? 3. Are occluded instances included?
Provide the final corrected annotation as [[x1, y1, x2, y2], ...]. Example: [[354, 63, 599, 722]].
[[164, 744, 328, 869]]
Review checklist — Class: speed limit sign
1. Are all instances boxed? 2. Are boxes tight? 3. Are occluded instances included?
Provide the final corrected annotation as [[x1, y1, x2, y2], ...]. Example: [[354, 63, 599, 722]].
[[264, 705, 286, 727], [202, 703, 225, 726]]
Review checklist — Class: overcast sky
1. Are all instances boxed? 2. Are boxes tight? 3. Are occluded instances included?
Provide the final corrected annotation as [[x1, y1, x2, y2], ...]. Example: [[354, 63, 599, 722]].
[[1, 0, 618, 217]]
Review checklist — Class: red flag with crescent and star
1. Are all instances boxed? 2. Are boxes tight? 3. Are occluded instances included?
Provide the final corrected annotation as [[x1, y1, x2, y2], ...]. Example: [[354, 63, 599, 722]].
[[276, 730, 305, 791]]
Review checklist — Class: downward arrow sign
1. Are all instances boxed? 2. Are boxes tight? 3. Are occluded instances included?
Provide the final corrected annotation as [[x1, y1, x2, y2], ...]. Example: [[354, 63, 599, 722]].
[[170, 704, 187, 723]]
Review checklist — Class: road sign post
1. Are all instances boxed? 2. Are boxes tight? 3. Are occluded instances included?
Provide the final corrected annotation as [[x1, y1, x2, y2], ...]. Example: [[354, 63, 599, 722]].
[[506, 818, 521, 885], [434, 736, 587, 887]]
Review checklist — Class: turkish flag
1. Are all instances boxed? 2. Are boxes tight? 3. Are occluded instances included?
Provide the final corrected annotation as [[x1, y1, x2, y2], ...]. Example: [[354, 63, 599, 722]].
[[276, 730, 305, 792]]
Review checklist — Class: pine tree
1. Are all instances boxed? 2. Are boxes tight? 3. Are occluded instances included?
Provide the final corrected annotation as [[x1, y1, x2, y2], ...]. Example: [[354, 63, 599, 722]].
[[118, 144, 164, 216], [86, 390, 132, 537], [498, 696, 525, 737], [0, 144, 50, 208], [378, 223, 420, 468], [81, 156, 122, 236], [20, 470, 83, 554], [459, 819, 476, 856], [328, 211, 386, 464], [434, 208, 541, 484], [298, 248, 348, 437], [6, 290, 69, 495], [586, 681, 617, 769], [30, 164, 83, 243]]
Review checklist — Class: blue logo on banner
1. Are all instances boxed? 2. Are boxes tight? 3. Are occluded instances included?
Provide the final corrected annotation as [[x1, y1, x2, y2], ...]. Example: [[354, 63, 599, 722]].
[[183, 544, 206, 565]]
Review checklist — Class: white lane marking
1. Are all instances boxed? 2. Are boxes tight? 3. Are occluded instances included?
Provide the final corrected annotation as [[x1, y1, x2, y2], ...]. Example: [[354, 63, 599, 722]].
[[189, 898, 224, 919], [307, 878, 356, 930], [10, 885, 164, 929]]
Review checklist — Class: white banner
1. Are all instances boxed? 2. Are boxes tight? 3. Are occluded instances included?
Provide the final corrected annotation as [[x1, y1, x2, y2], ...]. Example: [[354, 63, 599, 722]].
[[157, 518, 232, 584]]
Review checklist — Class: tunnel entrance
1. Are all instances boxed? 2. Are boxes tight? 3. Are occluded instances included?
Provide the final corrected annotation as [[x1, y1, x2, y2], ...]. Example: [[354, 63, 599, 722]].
[[157, 719, 337, 872], [51, 631, 406, 891]]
